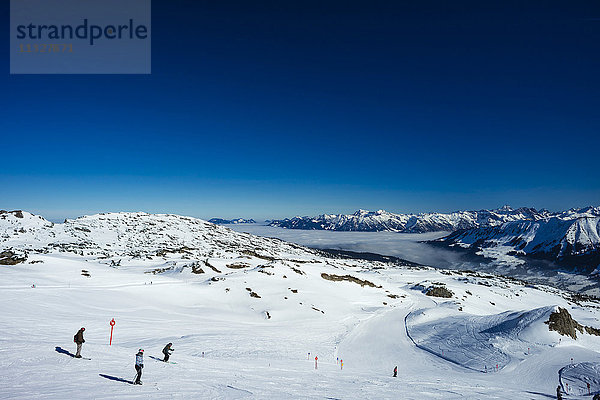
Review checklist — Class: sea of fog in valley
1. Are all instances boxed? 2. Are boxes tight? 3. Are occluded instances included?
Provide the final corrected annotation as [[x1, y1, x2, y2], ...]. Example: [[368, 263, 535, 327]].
[[229, 224, 600, 296]]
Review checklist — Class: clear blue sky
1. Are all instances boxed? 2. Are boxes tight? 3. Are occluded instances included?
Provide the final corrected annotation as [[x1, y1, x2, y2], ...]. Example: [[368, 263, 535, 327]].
[[1, 1, 599, 221]]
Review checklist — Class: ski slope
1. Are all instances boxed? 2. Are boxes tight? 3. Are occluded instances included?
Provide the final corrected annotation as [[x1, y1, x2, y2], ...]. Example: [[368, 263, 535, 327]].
[[407, 305, 565, 372], [1, 211, 600, 399], [560, 362, 600, 396]]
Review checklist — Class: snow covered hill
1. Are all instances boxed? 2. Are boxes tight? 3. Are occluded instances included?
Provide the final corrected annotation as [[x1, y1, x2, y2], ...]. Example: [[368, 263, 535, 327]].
[[0, 210, 314, 263], [433, 217, 600, 273], [2, 209, 600, 398], [269, 206, 560, 233]]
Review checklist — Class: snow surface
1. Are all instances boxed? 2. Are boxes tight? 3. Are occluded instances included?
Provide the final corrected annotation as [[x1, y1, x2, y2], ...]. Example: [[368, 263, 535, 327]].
[[2, 211, 600, 399], [560, 362, 600, 396]]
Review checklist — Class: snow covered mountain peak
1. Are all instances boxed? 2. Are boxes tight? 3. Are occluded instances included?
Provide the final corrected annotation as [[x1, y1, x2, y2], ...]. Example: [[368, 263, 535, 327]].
[[0, 210, 56, 248], [0, 209, 53, 227], [351, 209, 380, 217]]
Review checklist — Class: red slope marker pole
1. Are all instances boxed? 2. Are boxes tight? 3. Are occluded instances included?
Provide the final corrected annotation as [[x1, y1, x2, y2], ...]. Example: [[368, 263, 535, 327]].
[[315, 356, 318, 370], [109, 318, 115, 345]]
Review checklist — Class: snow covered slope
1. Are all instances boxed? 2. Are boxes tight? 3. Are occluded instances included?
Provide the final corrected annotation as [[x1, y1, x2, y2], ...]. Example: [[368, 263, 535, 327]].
[[269, 206, 557, 233], [2, 210, 600, 399], [559, 362, 600, 396], [1, 211, 315, 262], [434, 217, 600, 272], [406, 305, 558, 372]]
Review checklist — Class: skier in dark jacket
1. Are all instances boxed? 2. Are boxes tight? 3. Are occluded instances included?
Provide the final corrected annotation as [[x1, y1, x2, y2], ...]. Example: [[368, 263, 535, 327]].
[[393, 366, 398, 377], [74, 327, 85, 358], [134, 349, 144, 385], [162, 343, 174, 362], [556, 385, 562, 400]]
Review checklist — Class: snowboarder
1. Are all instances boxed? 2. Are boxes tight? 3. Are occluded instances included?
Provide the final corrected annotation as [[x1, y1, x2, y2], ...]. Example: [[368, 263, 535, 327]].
[[162, 342, 174, 362], [73, 327, 85, 358], [393, 366, 398, 377], [556, 385, 562, 400], [134, 349, 144, 385]]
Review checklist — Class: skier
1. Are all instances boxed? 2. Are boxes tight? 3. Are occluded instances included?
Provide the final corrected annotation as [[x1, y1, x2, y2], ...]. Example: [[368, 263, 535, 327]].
[[162, 342, 174, 362], [134, 349, 144, 385], [393, 366, 398, 377], [556, 385, 562, 400], [73, 327, 85, 358]]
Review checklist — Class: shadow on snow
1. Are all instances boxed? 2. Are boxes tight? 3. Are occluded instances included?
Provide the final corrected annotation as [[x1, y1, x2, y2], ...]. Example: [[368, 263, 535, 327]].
[[55, 346, 75, 357], [524, 391, 556, 399], [99, 374, 134, 385]]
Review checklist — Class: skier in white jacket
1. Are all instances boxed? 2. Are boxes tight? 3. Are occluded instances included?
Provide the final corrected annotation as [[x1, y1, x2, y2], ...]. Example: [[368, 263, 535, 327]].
[[134, 349, 144, 385]]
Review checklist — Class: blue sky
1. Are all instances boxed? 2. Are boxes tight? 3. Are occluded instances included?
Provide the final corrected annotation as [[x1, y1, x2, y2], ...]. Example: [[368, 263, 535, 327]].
[[1, 1, 599, 221]]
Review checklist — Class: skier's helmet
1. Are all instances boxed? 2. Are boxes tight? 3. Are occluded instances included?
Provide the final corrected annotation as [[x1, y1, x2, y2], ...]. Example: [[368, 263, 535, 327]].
[[81, 327, 85, 331], [139, 349, 144, 353]]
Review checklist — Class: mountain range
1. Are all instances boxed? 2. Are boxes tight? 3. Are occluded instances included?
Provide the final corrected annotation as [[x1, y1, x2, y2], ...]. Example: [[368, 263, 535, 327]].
[[208, 218, 256, 224], [269, 206, 600, 233]]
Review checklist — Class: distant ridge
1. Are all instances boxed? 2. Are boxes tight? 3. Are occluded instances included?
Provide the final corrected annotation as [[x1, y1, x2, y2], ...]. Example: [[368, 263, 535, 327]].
[[269, 206, 600, 233], [269, 206, 589, 233], [209, 218, 256, 225]]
